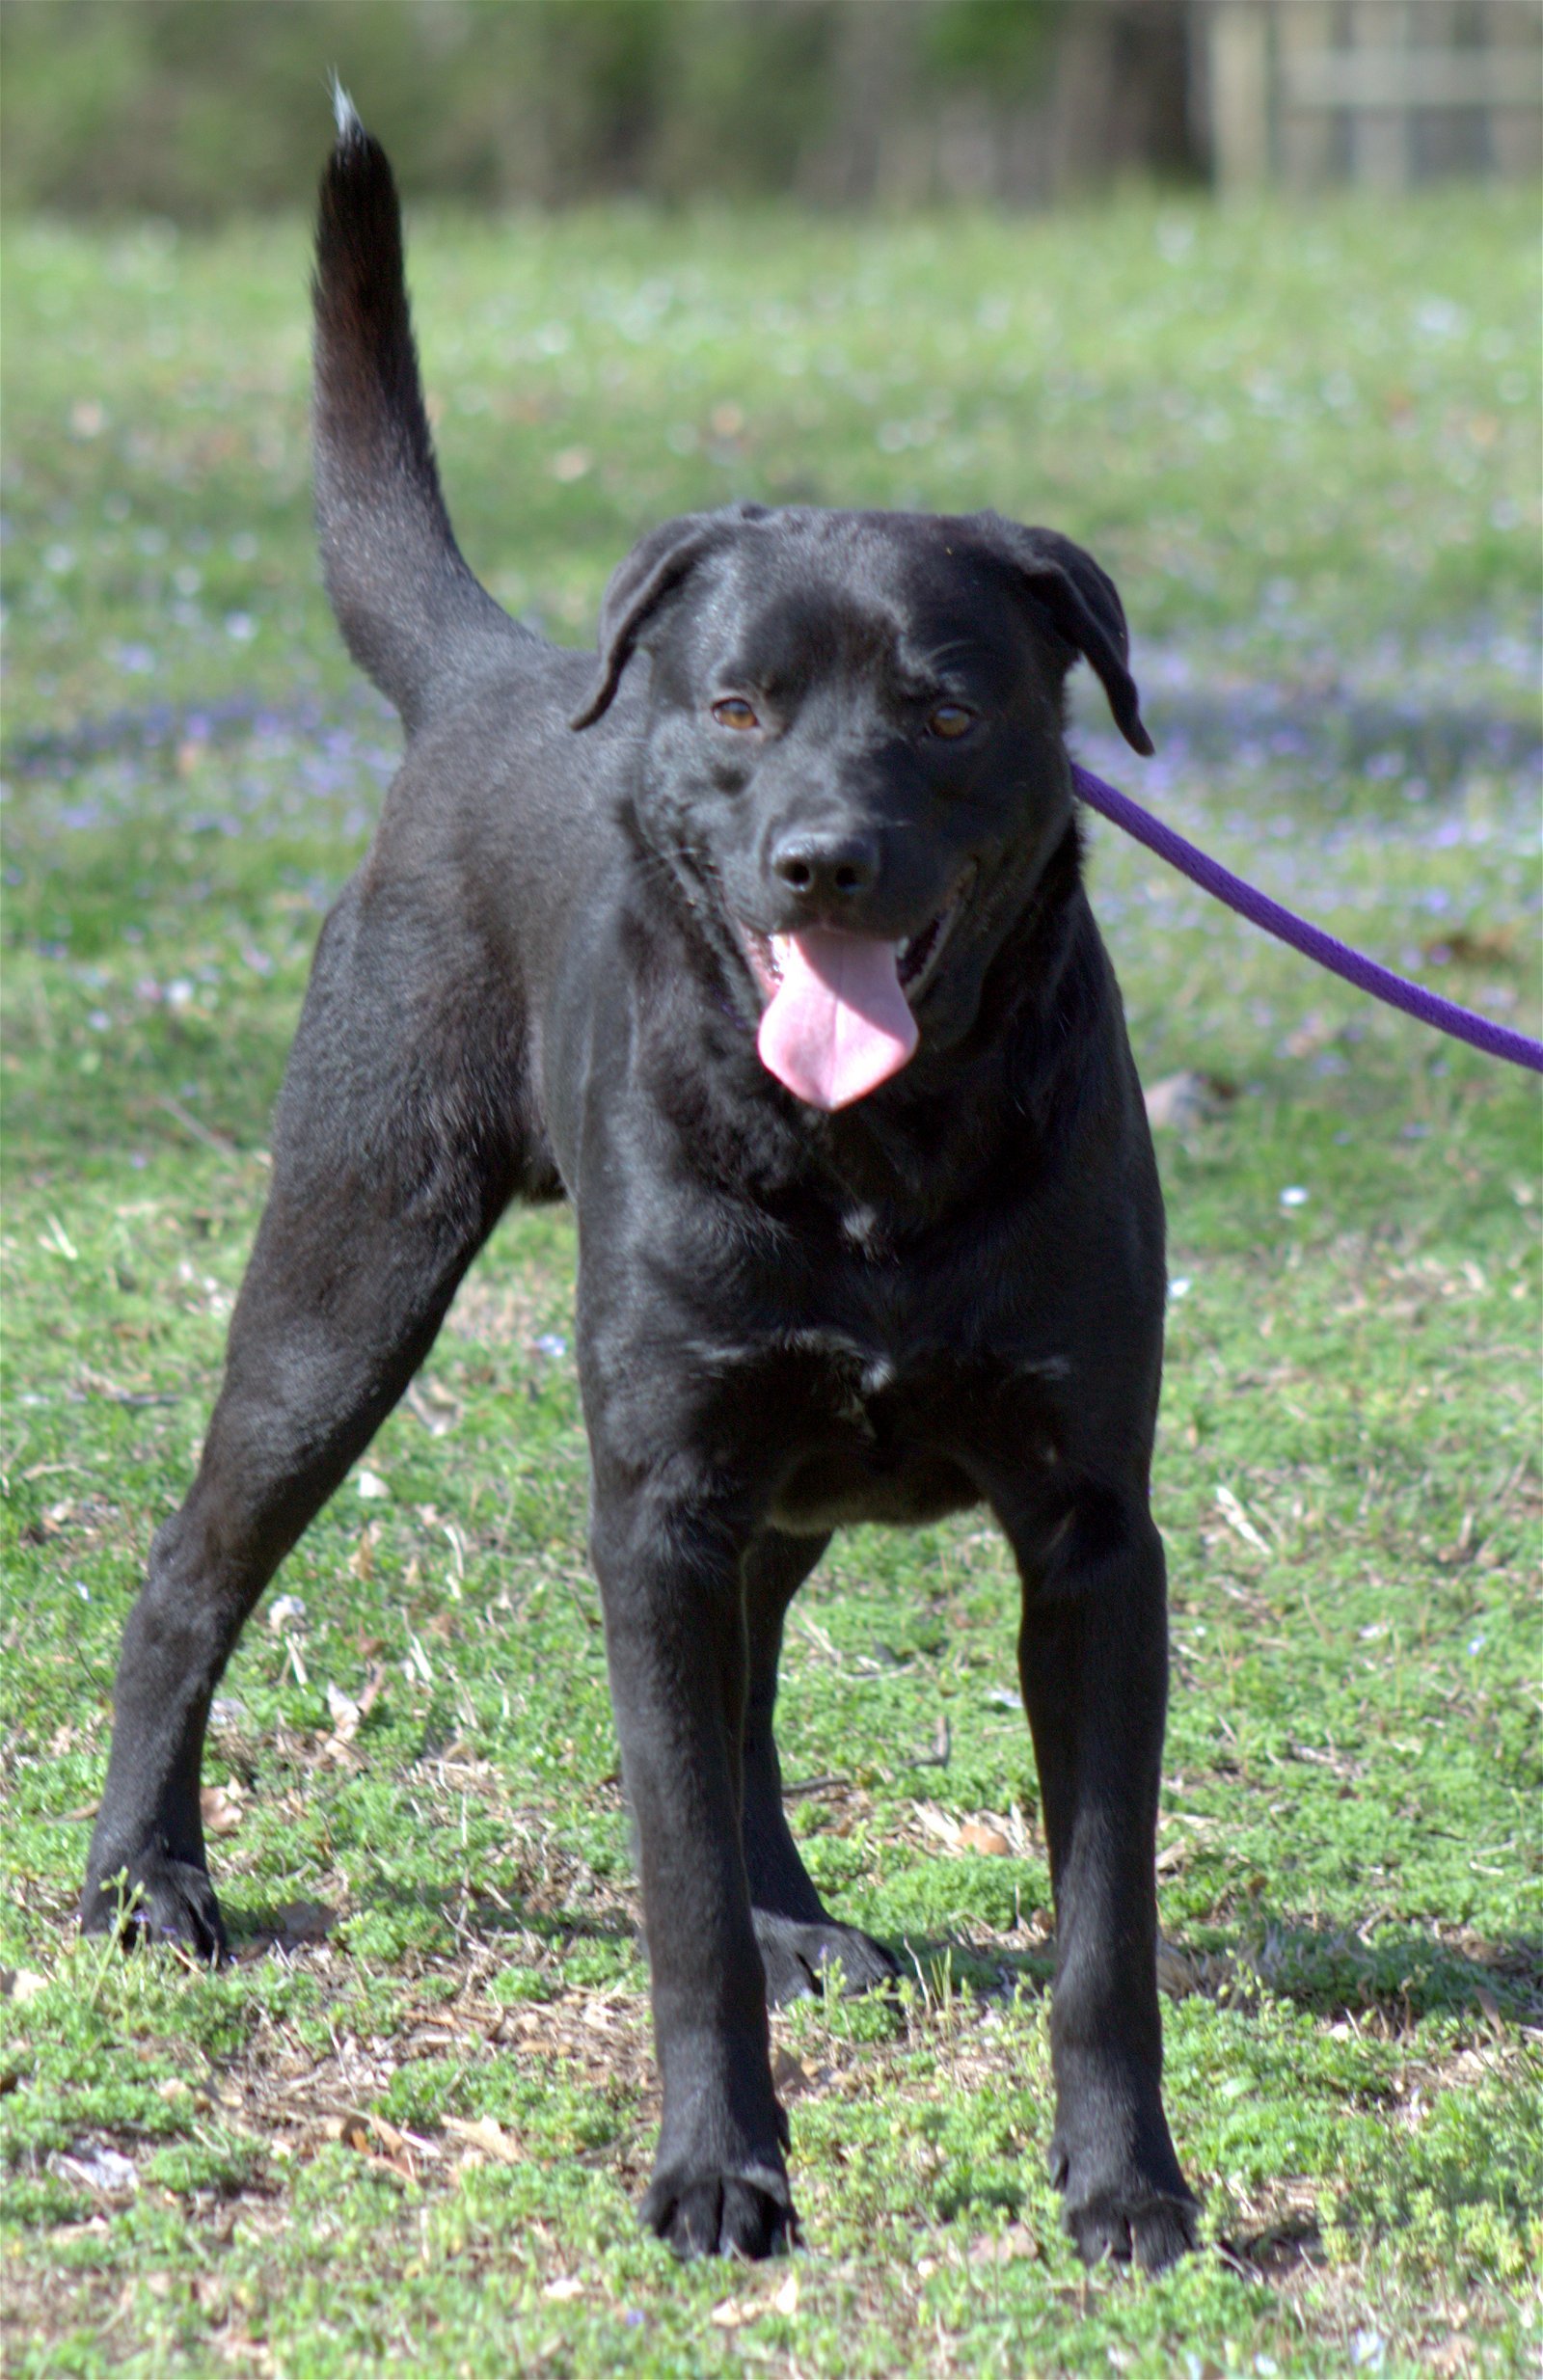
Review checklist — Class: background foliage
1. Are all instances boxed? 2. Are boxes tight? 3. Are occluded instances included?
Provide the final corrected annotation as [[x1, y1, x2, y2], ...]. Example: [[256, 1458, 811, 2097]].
[[0, 0, 1192, 217]]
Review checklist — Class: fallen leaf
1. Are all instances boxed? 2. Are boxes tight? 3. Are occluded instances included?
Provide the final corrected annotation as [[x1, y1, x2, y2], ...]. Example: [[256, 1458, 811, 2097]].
[[957, 1823, 1012, 1856], [57, 2145, 138, 2196], [543, 2276, 584, 2301], [911, 1800, 961, 1848], [969, 2222, 1040, 2265], [1145, 1070, 1234, 1130], [710, 2270, 799, 2328], [2, 1969, 48, 2003], [1421, 927, 1515, 969], [200, 1784, 244, 1835], [325, 1683, 363, 1740], [444, 2115, 522, 2164], [405, 1377, 461, 1436], [77, 1364, 152, 1400], [772, 2046, 818, 2096]]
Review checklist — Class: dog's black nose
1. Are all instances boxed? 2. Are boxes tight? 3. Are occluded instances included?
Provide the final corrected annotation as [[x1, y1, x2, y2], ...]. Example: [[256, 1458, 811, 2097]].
[[771, 828, 879, 903]]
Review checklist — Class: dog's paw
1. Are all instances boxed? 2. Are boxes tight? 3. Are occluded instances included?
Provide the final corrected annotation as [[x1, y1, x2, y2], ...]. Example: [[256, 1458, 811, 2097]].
[[641, 2164, 799, 2260], [1063, 2179, 1199, 2274], [1051, 2101, 1199, 2275], [753, 1909, 898, 2008], [81, 1852, 227, 1962]]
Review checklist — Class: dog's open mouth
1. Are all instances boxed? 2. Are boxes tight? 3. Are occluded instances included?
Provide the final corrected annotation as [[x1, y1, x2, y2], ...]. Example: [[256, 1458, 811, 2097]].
[[738, 871, 973, 1112]]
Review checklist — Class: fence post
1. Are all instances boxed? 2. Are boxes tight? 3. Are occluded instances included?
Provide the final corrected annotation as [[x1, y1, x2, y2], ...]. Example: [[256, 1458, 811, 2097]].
[[1490, 0, 1543, 177], [1277, 2, 1338, 187], [1347, 1, 1416, 187], [1207, 1, 1273, 187]]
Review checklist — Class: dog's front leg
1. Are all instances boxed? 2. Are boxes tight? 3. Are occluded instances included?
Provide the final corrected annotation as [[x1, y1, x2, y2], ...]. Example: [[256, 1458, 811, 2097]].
[[742, 1528, 900, 2005], [998, 1479, 1198, 2271], [590, 1479, 796, 2259]]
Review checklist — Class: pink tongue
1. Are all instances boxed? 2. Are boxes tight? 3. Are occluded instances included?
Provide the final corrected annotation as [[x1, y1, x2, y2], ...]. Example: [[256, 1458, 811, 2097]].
[[756, 928, 919, 1110]]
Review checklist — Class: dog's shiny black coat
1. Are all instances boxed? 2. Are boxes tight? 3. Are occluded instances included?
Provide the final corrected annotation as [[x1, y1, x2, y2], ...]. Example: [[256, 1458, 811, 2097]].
[[83, 113, 1198, 2269]]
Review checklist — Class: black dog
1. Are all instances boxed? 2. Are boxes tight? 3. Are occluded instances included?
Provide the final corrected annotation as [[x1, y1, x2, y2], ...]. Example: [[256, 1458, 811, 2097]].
[[83, 103, 1198, 2270]]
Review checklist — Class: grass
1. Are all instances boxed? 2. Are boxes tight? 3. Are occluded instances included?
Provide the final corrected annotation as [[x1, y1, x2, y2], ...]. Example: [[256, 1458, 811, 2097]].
[[1, 180, 1539, 2377]]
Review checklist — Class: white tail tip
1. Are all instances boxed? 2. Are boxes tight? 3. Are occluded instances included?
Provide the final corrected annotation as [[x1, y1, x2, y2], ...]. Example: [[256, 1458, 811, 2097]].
[[329, 74, 362, 142]]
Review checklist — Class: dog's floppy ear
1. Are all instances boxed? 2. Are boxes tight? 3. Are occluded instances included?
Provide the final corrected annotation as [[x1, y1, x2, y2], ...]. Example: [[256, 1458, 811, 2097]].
[[970, 513, 1153, 757], [571, 502, 768, 729]]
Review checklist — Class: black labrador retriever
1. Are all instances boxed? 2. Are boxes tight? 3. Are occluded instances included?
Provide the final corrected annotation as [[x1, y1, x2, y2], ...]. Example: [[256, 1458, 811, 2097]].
[[82, 103, 1198, 2270]]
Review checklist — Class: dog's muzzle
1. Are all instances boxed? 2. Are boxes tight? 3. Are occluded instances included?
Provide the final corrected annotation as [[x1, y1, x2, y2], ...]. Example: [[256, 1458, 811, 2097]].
[[739, 872, 972, 1110]]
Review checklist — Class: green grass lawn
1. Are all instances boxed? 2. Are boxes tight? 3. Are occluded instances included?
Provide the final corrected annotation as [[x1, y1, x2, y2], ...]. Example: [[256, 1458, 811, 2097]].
[[1, 182, 1539, 2378]]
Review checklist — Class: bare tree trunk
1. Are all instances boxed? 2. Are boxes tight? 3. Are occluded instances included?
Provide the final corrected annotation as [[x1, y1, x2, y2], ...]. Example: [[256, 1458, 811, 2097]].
[[1052, 1, 1193, 196], [803, 2, 917, 204]]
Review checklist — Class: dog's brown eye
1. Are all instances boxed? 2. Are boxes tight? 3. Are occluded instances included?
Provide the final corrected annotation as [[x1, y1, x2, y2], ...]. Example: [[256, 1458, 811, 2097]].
[[928, 703, 975, 740], [712, 697, 760, 731]]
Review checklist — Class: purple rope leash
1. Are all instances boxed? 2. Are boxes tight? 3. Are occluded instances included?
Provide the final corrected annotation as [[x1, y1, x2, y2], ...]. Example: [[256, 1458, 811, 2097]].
[[1072, 764, 1543, 1076]]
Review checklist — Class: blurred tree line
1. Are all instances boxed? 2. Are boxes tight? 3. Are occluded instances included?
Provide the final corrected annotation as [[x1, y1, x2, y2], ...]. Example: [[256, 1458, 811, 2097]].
[[0, 0, 1197, 218]]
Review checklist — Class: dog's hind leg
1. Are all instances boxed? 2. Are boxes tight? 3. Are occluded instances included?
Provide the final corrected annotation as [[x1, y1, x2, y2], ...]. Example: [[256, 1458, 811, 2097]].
[[1002, 1480, 1199, 2273], [82, 897, 531, 1956], [742, 1530, 899, 2004]]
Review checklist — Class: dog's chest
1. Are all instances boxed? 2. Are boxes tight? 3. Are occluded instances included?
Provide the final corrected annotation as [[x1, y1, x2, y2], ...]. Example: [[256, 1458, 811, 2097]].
[[754, 1302, 1031, 1538], [839, 1203, 888, 1260], [632, 1185, 1070, 1530], [766, 1359, 978, 1532]]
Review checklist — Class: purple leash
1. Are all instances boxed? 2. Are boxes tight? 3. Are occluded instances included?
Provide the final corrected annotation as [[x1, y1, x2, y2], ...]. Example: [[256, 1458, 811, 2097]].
[[1072, 764, 1543, 1076]]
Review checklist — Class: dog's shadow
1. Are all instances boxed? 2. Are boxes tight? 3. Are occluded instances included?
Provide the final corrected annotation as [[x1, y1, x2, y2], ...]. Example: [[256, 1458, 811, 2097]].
[[1215, 1912, 1543, 2026], [862, 1911, 1541, 2033], [227, 1896, 1540, 2029], [226, 1877, 638, 1965]]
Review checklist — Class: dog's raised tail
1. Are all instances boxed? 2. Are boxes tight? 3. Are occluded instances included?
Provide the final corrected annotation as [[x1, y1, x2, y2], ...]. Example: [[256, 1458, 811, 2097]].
[[312, 92, 515, 731]]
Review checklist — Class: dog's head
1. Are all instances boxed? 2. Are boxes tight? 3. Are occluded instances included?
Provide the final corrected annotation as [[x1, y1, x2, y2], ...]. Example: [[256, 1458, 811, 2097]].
[[573, 505, 1150, 1112]]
